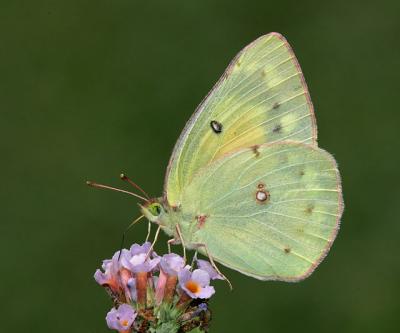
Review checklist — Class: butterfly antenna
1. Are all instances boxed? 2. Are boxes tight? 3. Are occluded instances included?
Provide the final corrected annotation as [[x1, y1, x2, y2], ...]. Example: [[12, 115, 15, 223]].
[[118, 215, 145, 260], [120, 173, 151, 200], [86, 181, 149, 202]]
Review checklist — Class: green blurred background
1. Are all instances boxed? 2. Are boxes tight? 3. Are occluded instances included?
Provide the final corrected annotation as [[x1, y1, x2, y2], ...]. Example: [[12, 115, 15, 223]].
[[1, 0, 399, 331]]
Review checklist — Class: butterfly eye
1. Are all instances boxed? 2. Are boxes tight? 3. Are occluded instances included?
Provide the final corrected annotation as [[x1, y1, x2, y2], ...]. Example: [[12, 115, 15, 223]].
[[149, 203, 162, 216]]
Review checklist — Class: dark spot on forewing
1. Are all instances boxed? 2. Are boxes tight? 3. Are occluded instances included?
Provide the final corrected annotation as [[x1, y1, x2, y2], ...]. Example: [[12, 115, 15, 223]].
[[299, 170, 305, 176], [210, 120, 223, 134], [305, 205, 314, 214], [272, 124, 282, 133], [284, 247, 291, 254], [273, 102, 280, 109], [261, 69, 267, 77], [251, 145, 260, 157]]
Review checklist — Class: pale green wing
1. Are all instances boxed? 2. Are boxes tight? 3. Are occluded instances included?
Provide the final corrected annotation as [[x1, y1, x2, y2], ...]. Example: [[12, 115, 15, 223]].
[[165, 33, 317, 206], [180, 142, 343, 281]]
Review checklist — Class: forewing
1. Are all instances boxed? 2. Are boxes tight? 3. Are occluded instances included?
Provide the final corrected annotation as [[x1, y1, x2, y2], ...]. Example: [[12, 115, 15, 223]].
[[165, 33, 317, 206], [181, 142, 343, 281]]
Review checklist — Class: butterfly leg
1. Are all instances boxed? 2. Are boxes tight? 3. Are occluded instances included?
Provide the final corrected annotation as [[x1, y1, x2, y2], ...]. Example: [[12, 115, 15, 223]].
[[190, 250, 198, 269], [193, 242, 233, 290], [167, 238, 176, 253], [145, 225, 161, 259], [145, 220, 152, 243], [175, 224, 187, 264]]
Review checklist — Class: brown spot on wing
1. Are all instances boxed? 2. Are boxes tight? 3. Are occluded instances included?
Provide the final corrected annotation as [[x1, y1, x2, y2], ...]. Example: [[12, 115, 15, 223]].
[[251, 145, 260, 157], [196, 214, 208, 229], [273, 124, 282, 133], [305, 205, 314, 214]]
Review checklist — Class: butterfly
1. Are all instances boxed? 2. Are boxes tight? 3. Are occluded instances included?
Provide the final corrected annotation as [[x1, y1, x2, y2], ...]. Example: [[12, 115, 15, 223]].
[[91, 32, 343, 283]]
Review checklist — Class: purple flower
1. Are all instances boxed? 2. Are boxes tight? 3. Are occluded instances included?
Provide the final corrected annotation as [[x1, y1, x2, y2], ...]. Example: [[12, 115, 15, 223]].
[[94, 252, 118, 286], [120, 242, 160, 273], [106, 304, 137, 331], [160, 253, 185, 276], [130, 242, 152, 256], [197, 259, 224, 280], [94, 249, 132, 293], [178, 268, 215, 299], [122, 252, 160, 273]]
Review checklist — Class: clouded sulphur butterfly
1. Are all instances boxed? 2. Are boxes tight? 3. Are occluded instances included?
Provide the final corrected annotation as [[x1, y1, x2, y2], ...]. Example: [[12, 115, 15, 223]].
[[130, 33, 343, 281]]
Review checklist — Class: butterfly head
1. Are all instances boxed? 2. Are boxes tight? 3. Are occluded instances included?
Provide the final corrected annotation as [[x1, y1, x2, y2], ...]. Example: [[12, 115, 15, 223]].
[[140, 199, 166, 224]]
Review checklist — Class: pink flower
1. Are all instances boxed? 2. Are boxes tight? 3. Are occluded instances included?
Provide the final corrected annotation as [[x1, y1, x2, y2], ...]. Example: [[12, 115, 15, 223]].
[[178, 268, 215, 299], [121, 242, 160, 273], [160, 253, 185, 276], [106, 304, 137, 331], [94, 249, 133, 299]]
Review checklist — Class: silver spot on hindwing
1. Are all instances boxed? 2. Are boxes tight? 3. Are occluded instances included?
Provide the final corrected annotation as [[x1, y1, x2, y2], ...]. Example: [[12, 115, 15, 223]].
[[256, 191, 268, 201], [255, 183, 270, 204]]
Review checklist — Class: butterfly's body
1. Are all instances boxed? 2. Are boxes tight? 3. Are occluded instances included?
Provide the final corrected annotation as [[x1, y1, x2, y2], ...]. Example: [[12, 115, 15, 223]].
[[140, 32, 343, 282]]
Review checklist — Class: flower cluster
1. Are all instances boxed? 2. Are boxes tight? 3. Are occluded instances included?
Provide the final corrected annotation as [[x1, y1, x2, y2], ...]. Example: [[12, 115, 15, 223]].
[[94, 242, 221, 332]]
